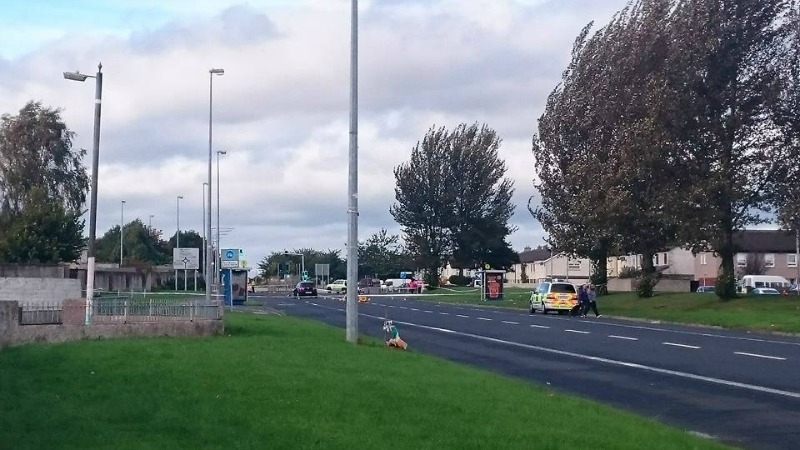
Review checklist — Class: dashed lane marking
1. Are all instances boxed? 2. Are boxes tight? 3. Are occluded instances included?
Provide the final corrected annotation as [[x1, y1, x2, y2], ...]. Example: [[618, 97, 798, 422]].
[[664, 342, 700, 349], [734, 352, 786, 361], [609, 335, 639, 341]]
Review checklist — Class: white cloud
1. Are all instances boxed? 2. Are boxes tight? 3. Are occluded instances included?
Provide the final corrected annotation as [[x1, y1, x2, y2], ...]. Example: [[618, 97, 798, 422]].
[[0, 0, 629, 273]]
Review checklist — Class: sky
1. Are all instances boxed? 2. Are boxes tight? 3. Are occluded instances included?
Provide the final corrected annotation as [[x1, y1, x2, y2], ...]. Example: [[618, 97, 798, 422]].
[[0, 0, 631, 272]]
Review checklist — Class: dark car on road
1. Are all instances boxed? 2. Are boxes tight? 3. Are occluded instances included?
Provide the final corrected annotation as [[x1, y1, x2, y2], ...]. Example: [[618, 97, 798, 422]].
[[293, 281, 318, 297]]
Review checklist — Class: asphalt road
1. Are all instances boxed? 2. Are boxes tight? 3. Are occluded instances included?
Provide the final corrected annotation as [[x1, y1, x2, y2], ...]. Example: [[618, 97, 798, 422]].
[[246, 293, 800, 450]]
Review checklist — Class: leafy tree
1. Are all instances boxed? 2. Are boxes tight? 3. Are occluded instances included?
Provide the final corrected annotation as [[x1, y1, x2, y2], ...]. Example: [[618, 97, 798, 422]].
[[358, 229, 411, 278], [0, 101, 89, 213], [666, 0, 791, 298], [0, 101, 89, 263], [0, 188, 84, 263], [392, 124, 517, 285]]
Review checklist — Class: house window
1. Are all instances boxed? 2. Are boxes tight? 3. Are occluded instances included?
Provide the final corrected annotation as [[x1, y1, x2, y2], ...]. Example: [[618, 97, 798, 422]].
[[788, 254, 797, 268], [568, 260, 581, 270], [765, 254, 775, 268], [700, 253, 707, 265], [654, 254, 660, 265], [663, 252, 668, 265], [736, 253, 747, 267]]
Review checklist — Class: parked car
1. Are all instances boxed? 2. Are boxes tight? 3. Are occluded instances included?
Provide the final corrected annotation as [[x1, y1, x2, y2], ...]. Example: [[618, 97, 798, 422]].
[[293, 281, 318, 297], [325, 279, 347, 293], [529, 282, 578, 314], [696, 286, 715, 293], [357, 278, 382, 288], [752, 287, 781, 295]]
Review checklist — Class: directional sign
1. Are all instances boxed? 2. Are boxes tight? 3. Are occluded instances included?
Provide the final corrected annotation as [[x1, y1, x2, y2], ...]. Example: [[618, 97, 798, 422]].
[[172, 248, 200, 270]]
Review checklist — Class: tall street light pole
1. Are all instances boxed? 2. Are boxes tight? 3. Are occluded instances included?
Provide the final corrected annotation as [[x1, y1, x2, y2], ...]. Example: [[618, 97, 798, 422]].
[[202, 182, 208, 282], [207, 68, 224, 302], [149, 214, 154, 229], [64, 63, 102, 325], [345, 0, 359, 343], [120, 200, 126, 267], [216, 149, 227, 283], [176, 195, 183, 291]]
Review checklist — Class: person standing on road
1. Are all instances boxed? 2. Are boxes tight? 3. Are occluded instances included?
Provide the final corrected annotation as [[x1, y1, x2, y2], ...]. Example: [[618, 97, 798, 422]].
[[576, 284, 590, 317], [584, 284, 601, 317]]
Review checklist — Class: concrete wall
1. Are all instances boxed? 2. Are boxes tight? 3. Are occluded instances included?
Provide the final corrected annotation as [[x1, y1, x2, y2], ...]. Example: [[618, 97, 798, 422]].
[[0, 300, 224, 349], [608, 278, 691, 293], [0, 265, 67, 278], [0, 278, 81, 304]]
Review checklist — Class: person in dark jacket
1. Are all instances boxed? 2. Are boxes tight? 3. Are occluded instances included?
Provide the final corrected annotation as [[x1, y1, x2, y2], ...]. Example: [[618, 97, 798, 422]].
[[577, 284, 590, 317], [584, 284, 601, 317]]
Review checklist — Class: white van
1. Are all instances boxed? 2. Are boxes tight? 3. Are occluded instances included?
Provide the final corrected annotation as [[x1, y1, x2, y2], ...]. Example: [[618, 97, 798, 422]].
[[740, 275, 790, 293]]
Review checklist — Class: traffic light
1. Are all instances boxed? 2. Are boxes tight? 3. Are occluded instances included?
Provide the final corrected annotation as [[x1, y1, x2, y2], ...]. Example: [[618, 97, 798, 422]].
[[302, 270, 309, 280]]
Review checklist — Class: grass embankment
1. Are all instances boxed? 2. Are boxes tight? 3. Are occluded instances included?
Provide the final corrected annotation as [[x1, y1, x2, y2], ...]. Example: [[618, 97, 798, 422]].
[[419, 286, 800, 334], [0, 313, 727, 450]]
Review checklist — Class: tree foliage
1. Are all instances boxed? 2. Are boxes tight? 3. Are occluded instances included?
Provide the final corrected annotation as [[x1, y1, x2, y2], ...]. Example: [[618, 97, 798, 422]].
[[358, 229, 411, 279], [257, 249, 347, 281], [533, 0, 796, 299], [0, 101, 89, 264], [392, 123, 517, 286]]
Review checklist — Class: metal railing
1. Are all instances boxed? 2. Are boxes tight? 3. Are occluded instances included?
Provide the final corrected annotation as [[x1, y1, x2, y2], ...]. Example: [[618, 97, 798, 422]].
[[92, 297, 222, 323], [19, 301, 62, 325]]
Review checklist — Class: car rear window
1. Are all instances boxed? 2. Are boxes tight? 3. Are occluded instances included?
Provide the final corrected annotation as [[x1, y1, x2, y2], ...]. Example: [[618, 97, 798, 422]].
[[550, 283, 576, 293], [299, 282, 315, 288]]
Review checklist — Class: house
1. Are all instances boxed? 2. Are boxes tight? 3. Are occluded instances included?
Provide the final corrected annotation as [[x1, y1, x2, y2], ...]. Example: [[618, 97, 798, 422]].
[[612, 248, 695, 279], [507, 246, 592, 285], [695, 230, 799, 285]]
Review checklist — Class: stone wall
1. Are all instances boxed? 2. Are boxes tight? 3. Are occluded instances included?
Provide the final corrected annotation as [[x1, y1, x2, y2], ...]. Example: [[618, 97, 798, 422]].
[[0, 299, 224, 349], [0, 265, 67, 278], [0, 278, 81, 304], [607, 278, 691, 293]]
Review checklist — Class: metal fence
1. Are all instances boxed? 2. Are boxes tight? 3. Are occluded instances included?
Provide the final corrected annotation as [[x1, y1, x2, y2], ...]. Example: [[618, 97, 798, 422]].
[[92, 297, 222, 323], [19, 301, 63, 325]]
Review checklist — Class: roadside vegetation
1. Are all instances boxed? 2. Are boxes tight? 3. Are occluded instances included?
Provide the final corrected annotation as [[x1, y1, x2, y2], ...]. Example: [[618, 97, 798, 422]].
[[0, 313, 729, 450], [418, 287, 800, 334]]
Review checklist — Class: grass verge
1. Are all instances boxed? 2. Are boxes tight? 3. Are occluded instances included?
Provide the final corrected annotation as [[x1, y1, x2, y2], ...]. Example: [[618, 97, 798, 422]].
[[0, 313, 728, 450]]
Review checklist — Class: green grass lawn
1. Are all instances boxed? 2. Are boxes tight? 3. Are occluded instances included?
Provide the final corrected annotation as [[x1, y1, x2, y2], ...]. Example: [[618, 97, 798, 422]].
[[0, 313, 729, 450], [417, 286, 800, 334]]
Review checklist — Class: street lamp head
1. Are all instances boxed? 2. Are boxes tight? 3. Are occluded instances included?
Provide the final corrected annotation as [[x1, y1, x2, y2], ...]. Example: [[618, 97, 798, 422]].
[[121, 200, 126, 204], [210, 68, 225, 75], [63, 71, 91, 82], [178, 195, 184, 200], [217, 150, 227, 155]]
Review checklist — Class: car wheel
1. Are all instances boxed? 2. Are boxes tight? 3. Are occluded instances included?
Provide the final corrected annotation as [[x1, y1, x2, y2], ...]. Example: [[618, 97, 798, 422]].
[[541, 302, 548, 315], [529, 304, 536, 314]]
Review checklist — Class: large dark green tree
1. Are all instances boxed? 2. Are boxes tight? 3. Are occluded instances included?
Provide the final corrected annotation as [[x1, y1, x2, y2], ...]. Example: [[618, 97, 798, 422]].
[[0, 101, 89, 263], [0, 188, 84, 263], [392, 124, 517, 286], [666, 0, 791, 298]]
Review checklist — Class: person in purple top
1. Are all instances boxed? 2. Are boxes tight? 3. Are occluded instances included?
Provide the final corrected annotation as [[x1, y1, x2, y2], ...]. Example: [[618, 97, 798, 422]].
[[577, 284, 590, 317]]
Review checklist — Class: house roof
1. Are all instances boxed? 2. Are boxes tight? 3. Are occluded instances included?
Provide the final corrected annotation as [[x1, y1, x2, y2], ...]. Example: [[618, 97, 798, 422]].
[[733, 230, 796, 253], [519, 248, 553, 263]]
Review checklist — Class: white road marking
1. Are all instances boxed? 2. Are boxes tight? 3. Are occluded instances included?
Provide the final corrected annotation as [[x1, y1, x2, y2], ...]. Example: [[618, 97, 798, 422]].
[[456, 314, 469, 318], [477, 317, 492, 321], [354, 312, 800, 400], [399, 306, 408, 310], [530, 324, 550, 329], [566, 329, 590, 334], [410, 308, 420, 311], [502, 321, 519, 325], [609, 335, 639, 341], [664, 342, 700, 349], [734, 352, 786, 361], [424, 310, 434, 314], [439, 312, 450, 315]]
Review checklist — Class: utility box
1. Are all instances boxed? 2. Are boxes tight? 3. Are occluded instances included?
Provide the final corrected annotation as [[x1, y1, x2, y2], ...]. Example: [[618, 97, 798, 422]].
[[219, 248, 250, 306]]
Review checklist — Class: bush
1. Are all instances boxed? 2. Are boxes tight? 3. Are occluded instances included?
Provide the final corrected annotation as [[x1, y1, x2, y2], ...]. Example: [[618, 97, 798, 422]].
[[448, 275, 472, 286], [715, 271, 738, 299], [635, 272, 657, 298]]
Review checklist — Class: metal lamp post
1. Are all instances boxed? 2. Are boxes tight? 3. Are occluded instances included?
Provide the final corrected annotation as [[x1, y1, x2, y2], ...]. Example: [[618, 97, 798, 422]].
[[176, 195, 183, 290], [64, 63, 102, 325], [202, 182, 208, 282], [207, 68, 224, 302], [216, 150, 227, 288], [148, 214, 154, 229], [119, 200, 125, 267], [345, 0, 359, 343]]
